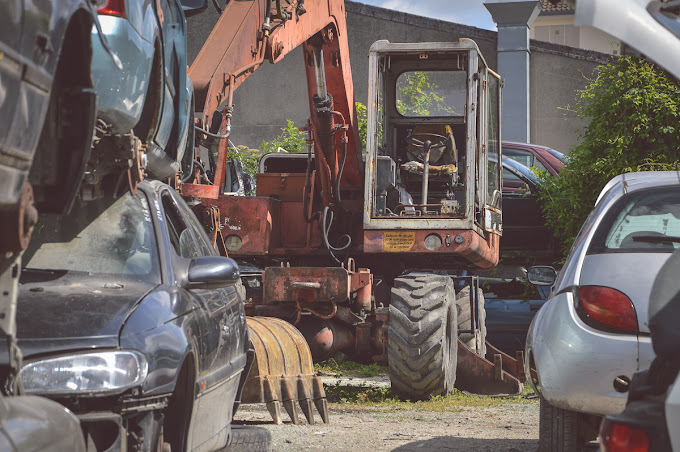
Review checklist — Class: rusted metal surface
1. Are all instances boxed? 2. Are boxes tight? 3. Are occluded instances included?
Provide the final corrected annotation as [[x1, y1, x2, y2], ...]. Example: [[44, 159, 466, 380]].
[[362, 229, 500, 269], [0, 183, 38, 252], [455, 338, 523, 395], [298, 318, 355, 362], [485, 341, 537, 383], [242, 317, 329, 425], [201, 196, 279, 255], [264, 266, 350, 304], [190, 0, 361, 191]]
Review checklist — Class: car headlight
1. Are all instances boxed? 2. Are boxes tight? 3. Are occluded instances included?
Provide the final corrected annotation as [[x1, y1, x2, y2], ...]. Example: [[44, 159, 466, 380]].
[[20, 351, 148, 395]]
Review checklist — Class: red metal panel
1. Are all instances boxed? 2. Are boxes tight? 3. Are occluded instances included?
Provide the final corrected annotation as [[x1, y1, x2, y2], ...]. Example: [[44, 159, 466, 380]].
[[263, 267, 350, 303], [201, 196, 280, 255], [362, 229, 500, 269], [256, 173, 307, 201]]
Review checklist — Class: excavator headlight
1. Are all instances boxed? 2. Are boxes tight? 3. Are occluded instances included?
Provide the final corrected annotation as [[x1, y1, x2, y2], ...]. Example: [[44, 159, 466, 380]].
[[424, 234, 442, 251], [225, 235, 243, 252]]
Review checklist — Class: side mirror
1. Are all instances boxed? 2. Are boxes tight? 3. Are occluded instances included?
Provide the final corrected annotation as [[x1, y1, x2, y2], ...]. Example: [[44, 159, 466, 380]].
[[180, 0, 207, 17], [527, 266, 557, 286], [187, 256, 240, 289]]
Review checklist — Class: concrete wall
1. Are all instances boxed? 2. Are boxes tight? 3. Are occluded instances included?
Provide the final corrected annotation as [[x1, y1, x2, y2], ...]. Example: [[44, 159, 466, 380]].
[[528, 41, 612, 151], [186, 1, 612, 154]]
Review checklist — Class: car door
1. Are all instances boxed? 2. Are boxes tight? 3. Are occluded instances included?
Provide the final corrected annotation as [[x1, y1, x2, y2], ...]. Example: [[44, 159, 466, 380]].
[[500, 165, 555, 260], [169, 189, 248, 379], [159, 188, 227, 449], [162, 188, 246, 449]]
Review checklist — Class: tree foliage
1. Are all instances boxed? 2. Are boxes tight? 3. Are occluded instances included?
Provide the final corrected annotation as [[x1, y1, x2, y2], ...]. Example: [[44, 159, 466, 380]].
[[396, 71, 452, 116], [536, 56, 680, 257]]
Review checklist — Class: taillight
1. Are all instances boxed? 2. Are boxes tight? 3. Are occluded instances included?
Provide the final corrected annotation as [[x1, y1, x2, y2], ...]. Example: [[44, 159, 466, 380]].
[[98, 0, 126, 17], [577, 286, 638, 333], [601, 419, 649, 452]]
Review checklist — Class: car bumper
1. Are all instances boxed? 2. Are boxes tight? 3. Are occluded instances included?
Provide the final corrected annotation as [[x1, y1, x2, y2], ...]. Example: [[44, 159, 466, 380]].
[[91, 16, 154, 133], [526, 290, 653, 416]]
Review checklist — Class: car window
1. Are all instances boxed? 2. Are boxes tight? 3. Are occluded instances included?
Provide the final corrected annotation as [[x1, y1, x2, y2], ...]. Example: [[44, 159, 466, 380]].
[[395, 70, 466, 117], [589, 187, 680, 254], [162, 193, 202, 259], [503, 167, 521, 183], [503, 147, 549, 173], [23, 193, 161, 283], [503, 147, 534, 167], [169, 190, 216, 256]]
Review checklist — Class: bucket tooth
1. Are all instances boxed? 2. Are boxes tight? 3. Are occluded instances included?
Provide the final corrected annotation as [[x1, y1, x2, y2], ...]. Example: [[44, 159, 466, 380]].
[[314, 398, 329, 424], [297, 375, 315, 424], [267, 400, 283, 425], [312, 376, 329, 424], [299, 398, 315, 424], [283, 399, 299, 424], [242, 317, 330, 424], [281, 377, 300, 424]]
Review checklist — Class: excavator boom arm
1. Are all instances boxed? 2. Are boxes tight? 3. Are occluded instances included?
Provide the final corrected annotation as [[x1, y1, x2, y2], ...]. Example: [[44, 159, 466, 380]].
[[189, 0, 361, 190]]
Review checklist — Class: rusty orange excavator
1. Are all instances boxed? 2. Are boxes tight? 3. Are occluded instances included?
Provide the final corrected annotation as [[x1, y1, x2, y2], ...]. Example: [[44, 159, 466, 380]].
[[184, 0, 531, 424]]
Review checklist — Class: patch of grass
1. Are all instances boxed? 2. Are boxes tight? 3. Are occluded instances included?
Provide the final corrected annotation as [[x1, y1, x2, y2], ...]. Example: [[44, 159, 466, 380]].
[[315, 359, 387, 378], [325, 385, 537, 411]]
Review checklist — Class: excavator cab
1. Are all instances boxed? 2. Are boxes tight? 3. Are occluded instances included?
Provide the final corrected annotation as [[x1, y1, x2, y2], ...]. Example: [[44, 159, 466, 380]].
[[363, 40, 502, 269]]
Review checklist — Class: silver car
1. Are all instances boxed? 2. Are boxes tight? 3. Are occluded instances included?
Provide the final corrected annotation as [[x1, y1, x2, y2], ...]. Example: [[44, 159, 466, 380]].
[[525, 171, 680, 450]]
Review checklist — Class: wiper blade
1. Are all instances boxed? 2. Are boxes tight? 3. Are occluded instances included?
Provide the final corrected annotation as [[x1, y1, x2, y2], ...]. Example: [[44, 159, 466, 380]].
[[632, 235, 680, 243]]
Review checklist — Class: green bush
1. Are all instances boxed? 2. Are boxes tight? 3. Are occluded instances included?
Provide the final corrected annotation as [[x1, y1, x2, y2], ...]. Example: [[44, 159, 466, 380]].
[[260, 119, 307, 154], [229, 145, 260, 179], [537, 56, 680, 258]]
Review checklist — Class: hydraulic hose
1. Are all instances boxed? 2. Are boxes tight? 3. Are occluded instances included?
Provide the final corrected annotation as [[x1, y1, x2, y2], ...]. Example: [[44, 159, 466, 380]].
[[303, 137, 321, 223], [334, 137, 347, 212], [322, 205, 351, 265]]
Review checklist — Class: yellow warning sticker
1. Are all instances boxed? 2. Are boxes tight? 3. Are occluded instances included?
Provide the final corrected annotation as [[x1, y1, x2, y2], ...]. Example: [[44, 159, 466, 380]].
[[383, 231, 415, 252]]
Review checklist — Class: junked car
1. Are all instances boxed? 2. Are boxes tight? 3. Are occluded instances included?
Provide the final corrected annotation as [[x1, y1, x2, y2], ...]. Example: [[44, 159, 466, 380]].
[[526, 171, 680, 450], [84, 0, 206, 197], [0, 0, 98, 219], [15, 180, 251, 451]]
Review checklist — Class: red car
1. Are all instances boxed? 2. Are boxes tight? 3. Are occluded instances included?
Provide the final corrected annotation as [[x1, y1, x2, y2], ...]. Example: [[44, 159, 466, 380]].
[[502, 141, 564, 193]]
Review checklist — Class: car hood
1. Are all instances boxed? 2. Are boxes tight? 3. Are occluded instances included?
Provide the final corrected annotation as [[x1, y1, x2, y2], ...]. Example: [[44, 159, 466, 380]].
[[16, 270, 156, 358], [580, 253, 673, 333]]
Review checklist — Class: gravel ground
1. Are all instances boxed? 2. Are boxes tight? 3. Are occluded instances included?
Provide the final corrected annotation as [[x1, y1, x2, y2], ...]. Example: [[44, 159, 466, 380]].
[[234, 401, 539, 452]]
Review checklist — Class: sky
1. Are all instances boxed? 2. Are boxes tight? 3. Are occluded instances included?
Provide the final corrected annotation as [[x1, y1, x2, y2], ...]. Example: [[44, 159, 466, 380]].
[[353, 0, 497, 30]]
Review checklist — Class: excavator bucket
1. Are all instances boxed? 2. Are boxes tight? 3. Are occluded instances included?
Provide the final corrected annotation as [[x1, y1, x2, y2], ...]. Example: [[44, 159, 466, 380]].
[[454, 339, 524, 395], [242, 316, 329, 425]]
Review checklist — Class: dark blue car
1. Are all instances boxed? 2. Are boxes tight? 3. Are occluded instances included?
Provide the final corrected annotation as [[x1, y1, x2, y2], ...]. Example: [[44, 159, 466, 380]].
[[15, 180, 251, 451]]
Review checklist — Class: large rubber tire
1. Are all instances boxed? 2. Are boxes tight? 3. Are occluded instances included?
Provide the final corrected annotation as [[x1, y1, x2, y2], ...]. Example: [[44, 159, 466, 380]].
[[539, 394, 592, 452], [388, 273, 458, 400], [456, 286, 487, 356], [222, 425, 272, 452]]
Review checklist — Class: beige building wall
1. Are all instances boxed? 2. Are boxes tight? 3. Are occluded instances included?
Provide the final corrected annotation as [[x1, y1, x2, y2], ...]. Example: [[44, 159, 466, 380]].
[[532, 15, 621, 55]]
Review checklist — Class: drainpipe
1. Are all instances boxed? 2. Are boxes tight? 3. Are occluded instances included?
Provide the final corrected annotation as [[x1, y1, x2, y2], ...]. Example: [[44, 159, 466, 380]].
[[484, 0, 541, 143]]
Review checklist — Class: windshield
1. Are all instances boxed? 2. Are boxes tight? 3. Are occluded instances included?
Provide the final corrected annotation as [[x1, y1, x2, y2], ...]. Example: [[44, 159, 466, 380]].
[[395, 70, 466, 117], [24, 193, 160, 283], [589, 187, 680, 254]]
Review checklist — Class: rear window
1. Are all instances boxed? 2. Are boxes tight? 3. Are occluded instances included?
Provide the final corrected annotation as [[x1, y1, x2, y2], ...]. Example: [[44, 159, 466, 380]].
[[588, 187, 680, 254]]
